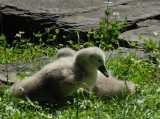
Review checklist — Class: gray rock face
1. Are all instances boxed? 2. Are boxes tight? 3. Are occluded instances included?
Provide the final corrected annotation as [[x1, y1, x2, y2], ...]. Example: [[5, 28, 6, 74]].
[[0, 0, 106, 14], [0, 0, 107, 36], [1, 0, 160, 39], [119, 19, 160, 46], [0, 0, 160, 60], [105, 48, 151, 61]]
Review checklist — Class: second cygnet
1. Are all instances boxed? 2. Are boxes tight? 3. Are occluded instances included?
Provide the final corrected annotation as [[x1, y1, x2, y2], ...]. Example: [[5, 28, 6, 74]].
[[56, 47, 136, 99], [9, 47, 108, 104]]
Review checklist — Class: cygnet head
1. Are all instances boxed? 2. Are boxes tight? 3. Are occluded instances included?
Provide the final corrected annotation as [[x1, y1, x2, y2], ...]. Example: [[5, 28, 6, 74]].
[[75, 47, 109, 77], [56, 47, 75, 59]]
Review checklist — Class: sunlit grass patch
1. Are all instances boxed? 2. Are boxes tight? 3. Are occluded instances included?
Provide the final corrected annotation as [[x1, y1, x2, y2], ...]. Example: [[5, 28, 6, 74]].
[[0, 50, 159, 118]]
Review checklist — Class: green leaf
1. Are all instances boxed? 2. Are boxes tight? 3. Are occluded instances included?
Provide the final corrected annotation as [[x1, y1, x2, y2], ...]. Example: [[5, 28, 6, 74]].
[[99, 21, 106, 26], [105, 10, 110, 17], [55, 29, 59, 34], [122, 17, 128, 24], [130, 42, 136, 47], [88, 31, 95, 34], [53, 35, 56, 39], [75, 30, 80, 33], [138, 36, 142, 40], [87, 34, 90, 38]]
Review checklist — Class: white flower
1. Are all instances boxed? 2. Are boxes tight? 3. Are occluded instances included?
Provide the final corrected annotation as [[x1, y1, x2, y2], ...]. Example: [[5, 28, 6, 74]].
[[58, 115, 64, 118], [66, 101, 71, 105], [27, 42, 32, 46], [153, 32, 158, 37], [87, 99, 92, 104], [137, 99, 145, 104], [15, 34, 21, 38], [77, 88, 84, 93], [40, 113, 45, 117], [6, 106, 14, 111], [14, 109, 21, 114], [47, 114, 53, 119], [6, 106, 20, 114], [118, 47, 123, 50], [80, 104, 86, 109], [134, 60, 141, 65], [19, 31, 25, 35], [113, 12, 120, 17], [107, 25, 112, 30], [58, 44, 63, 48], [80, 45, 84, 49], [157, 88, 160, 94]]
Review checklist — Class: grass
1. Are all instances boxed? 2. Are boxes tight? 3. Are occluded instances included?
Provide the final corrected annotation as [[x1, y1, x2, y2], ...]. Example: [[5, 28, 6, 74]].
[[0, 3, 160, 118], [0, 45, 159, 118]]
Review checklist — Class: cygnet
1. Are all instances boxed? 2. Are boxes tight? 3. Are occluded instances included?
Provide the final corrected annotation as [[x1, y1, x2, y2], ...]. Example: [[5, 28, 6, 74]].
[[56, 47, 76, 59], [89, 73, 136, 99], [56, 47, 136, 99], [10, 47, 109, 104]]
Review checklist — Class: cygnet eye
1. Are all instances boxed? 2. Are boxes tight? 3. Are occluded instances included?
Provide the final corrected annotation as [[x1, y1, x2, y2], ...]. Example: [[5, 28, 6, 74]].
[[98, 59, 101, 63]]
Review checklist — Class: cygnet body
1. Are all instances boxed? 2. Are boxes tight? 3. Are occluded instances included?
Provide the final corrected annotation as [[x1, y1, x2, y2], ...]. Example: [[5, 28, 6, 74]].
[[56, 47, 136, 99], [56, 47, 76, 59], [89, 73, 136, 99], [10, 47, 108, 104]]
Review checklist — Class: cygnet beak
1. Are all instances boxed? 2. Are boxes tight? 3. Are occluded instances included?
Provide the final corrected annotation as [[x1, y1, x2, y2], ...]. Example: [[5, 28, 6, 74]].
[[98, 65, 109, 77]]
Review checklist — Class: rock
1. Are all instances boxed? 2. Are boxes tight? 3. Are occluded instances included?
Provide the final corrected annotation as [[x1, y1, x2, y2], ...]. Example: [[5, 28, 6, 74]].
[[118, 19, 160, 46], [57, 0, 160, 32], [0, 0, 108, 41], [110, 0, 160, 21], [1, 0, 160, 42], [0, 0, 160, 65], [105, 47, 151, 61], [0, 56, 55, 75], [137, 19, 160, 27]]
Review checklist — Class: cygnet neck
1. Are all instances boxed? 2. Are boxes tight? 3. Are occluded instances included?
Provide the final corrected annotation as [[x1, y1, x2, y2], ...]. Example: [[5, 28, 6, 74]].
[[74, 52, 92, 68], [73, 54, 98, 87]]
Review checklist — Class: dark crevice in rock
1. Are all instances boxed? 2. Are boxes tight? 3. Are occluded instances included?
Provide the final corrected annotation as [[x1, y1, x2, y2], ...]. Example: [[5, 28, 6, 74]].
[[118, 16, 160, 48], [0, 6, 59, 43], [1, 1, 160, 49], [119, 2, 128, 5], [122, 13, 160, 32], [130, 15, 160, 28], [118, 21, 138, 47], [122, 21, 138, 32], [143, 14, 160, 21], [2, 5, 28, 12], [118, 39, 131, 48], [1, 13, 53, 43]]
